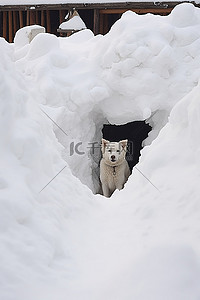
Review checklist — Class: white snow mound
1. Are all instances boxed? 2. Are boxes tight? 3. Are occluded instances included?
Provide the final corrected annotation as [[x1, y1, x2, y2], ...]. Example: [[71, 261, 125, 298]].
[[59, 16, 87, 30], [1, 3, 200, 300]]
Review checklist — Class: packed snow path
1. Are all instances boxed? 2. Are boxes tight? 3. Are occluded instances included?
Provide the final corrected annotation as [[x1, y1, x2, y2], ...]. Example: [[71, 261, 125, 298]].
[[1, 3, 200, 299]]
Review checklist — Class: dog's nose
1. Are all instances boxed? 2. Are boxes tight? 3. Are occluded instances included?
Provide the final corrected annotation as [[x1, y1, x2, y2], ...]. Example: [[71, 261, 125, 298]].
[[111, 155, 115, 160]]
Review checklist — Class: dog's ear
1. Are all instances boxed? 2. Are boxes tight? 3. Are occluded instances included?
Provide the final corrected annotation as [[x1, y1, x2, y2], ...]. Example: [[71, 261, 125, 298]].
[[101, 139, 109, 154], [120, 139, 128, 151]]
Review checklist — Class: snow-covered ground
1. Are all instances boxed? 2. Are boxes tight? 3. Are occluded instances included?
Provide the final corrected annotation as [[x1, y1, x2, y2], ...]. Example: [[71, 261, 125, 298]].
[[1, 3, 200, 299]]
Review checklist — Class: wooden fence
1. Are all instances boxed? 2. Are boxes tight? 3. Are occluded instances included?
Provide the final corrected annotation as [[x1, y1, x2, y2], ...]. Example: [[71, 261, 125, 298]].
[[0, 8, 67, 42], [1, 2, 199, 42]]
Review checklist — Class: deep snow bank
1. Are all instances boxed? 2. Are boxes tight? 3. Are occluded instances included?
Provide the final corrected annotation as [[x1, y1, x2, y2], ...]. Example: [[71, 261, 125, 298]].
[[0, 35, 94, 300], [14, 3, 200, 193], [1, 3, 200, 300], [102, 80, 200, 300], [63, 71, 200, 300]]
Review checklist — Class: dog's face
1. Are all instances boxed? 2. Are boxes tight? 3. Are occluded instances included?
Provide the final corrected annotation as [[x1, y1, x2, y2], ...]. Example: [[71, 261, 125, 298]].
[[101, 139, 128, 165]]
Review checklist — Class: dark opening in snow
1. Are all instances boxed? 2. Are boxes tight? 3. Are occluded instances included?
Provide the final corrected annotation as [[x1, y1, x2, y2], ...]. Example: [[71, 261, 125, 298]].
[[102, 121, 152, 171]]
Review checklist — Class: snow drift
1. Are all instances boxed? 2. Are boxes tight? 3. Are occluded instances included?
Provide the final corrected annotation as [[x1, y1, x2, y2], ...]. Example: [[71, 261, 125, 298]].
[[1, 3, 200, 300], [14, 3, 200, 193]]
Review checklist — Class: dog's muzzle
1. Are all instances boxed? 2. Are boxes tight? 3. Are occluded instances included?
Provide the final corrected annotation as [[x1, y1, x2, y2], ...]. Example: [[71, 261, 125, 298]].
[[111, 155, 116, 162]]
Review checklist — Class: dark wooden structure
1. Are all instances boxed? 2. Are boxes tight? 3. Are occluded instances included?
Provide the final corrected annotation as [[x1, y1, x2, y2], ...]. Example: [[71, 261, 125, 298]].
[[0, 1, 199, 42], [57, 28, 85, 37]]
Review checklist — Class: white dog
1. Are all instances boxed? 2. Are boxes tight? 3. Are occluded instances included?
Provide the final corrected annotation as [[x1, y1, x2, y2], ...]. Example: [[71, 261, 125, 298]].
[[100, 139, 131, 197]]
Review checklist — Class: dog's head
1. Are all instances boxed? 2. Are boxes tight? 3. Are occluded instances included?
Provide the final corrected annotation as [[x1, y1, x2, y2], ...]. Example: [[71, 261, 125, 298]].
[[101, 139, 128, 165]]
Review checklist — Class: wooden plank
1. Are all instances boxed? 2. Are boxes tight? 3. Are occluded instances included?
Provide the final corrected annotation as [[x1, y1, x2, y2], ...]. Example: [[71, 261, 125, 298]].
[[13, 11, 18, 35], [46, 10, 51, 32], [99, 12, 104, 34], [59, 10, 62, 23], [0, 2, 200, 11], [19, 10, 23, 28], [26, 9, 30, 25], [30, 10, 36, 24], [41, 10, 45, 27], [35, 10, 39, 24], [93, 8, 100, 35], [8, 11, 13, 42], [59, 9, 66, 23], [3, 11, 7, 40], [103, 14, 108, 35], [0, 12, 2, 37], [99, 8, 172, 14]]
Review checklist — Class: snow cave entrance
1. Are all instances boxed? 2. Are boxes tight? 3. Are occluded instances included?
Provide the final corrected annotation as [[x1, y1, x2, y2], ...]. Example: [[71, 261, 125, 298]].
[[102, 121, 152, 172]]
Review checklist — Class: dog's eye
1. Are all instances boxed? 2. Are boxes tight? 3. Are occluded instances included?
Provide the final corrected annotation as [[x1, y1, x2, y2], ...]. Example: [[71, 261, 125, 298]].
[[116, 150, 120, 153], [108, 150, 112, 153]]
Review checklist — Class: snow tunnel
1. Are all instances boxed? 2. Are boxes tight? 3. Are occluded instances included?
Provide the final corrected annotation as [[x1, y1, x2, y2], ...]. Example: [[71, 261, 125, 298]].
[[59, 115, 153, 195], [102, 121, 152, 172]]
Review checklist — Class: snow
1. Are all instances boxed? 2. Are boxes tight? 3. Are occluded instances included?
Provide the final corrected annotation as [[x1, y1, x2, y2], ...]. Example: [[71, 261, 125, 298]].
[[1, 2, 200, 299], [59, 15, 87, 30], [14, 25, 45, 48]]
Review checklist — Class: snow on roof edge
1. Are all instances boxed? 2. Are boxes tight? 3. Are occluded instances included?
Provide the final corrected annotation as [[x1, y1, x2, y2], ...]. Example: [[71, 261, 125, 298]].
[[0, 0, 198, 5]]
